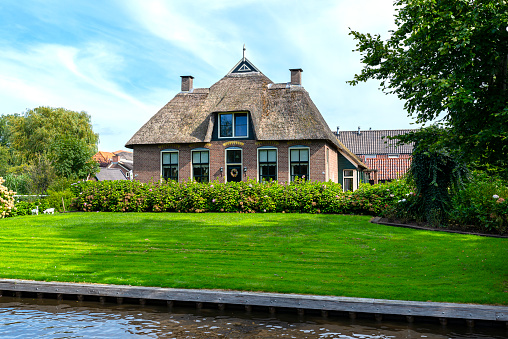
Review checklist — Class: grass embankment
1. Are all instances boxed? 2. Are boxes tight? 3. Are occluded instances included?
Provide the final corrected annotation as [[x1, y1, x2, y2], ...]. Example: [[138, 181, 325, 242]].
[[0, 213, 506, 305]]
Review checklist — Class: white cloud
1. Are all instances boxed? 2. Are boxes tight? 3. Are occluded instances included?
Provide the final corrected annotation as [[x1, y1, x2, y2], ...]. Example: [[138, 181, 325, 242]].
[[0, 42, 158, 151]]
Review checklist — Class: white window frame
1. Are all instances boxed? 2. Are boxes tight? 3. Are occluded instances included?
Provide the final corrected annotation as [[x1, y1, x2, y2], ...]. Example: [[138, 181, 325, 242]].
[[191, 148, 210, 183], [224, 147, 243, 183], [343, 169, 358, 192], [257, 147, 278, 182], [388, 154, 400, 159], [325, 147, 329, 181], [288, 146, 310, 182], [364, 154, 377, 159], [160, 149, 179, 182], [218, 112, 249, 139]]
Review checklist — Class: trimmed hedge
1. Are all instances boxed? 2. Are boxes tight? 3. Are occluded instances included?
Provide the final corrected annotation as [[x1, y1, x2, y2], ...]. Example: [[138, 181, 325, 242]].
[[70, 179, 411, 216], [13, 173, 506, 235]]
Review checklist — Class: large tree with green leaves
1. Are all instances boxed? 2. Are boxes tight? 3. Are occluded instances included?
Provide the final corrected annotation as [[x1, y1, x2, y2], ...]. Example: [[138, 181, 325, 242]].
[[349, 0, 508, 178], [6, 107, 99, 181]]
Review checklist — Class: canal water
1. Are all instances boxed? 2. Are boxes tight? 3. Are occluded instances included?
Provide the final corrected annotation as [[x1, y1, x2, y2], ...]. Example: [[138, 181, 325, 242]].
[[0, 297, 506, 338]]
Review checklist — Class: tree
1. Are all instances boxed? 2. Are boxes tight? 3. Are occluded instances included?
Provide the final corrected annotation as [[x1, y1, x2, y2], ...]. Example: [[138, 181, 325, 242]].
[[51, 137, 98, 179], [8, 107, 99, 179], [349, 0, 508, 178], [398, 126, 469, 225]]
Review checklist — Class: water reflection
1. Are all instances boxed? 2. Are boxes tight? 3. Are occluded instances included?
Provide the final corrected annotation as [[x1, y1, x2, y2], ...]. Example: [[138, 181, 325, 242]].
[[0, 297, 505, 338]]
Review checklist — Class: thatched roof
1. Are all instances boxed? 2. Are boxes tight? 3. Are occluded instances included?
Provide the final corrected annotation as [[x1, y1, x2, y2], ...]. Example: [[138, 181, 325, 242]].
[[125, 59, 366, 169]]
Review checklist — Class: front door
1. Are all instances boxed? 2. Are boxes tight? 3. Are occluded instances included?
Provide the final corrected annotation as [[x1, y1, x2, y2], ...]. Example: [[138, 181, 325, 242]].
[[227, 165, 242, 182]]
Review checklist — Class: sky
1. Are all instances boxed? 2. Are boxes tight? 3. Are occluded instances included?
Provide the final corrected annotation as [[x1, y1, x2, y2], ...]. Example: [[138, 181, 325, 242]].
[[0, 0, 419, 152]]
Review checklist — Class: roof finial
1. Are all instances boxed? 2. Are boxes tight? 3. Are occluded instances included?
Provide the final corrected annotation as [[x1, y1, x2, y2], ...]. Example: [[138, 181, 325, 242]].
[[243, 44, 246, 61]]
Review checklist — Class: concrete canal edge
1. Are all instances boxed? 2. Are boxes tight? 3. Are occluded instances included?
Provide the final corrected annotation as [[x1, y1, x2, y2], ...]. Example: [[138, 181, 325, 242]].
[[0, 279, 507, 327]]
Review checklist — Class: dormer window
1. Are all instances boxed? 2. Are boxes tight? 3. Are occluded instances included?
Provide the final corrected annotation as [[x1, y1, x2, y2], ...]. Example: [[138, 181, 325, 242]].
[[219, 112, 248, 138]]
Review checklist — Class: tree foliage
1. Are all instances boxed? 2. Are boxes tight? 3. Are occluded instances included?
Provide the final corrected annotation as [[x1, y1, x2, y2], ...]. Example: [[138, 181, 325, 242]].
[[9, 107, 98, 163], [0, 107, 99, 193], [349, 0, 508, 177]]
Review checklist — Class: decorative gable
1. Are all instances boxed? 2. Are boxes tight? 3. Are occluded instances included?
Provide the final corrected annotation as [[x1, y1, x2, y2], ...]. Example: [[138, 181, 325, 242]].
[[228, 58, 260, 74]]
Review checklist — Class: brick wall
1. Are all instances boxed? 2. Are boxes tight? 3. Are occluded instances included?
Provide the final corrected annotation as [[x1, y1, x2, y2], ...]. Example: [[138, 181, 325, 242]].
[[132, 140, 332, 183]]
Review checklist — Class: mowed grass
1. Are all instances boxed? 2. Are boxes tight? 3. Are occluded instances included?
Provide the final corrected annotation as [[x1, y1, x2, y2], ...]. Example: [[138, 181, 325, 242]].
[[0, 213, 506, 305]]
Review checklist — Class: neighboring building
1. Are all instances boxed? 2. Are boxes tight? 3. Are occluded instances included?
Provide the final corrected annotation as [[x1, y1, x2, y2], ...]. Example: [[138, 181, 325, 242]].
[[92, 150, 134, 181], [126, 55, 367, 190], [93, 151, 115, 167], [334, 128, 416, 184]]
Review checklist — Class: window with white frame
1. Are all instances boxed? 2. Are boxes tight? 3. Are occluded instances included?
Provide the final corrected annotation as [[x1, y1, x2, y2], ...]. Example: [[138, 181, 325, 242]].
[[364, 154, 377, 159], [219, 112, 248, 138], [388, 154, 400, 159], [192, 150, 209, 183], [258, 148, 277, 182], [225, 148, 242, 183], [290, 147, 309, 181], [343, 169, 354, 192], [161, 151, 178, 181]]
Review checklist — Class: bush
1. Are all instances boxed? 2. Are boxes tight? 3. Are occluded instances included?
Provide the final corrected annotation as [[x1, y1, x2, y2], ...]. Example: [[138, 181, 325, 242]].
[[448, 172, 508, 234], [46, 189, 75, 212], [70, 178, 411, 216], [0, 176, 16, 218]]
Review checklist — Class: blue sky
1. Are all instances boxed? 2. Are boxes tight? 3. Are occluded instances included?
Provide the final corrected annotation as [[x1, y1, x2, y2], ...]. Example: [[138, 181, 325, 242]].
[[0, 0, 417, 152]]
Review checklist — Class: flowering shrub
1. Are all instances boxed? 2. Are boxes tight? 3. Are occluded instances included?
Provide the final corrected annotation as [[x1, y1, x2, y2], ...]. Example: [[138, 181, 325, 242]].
[[448, 172, 508, 234], [0, 177, 16, 218], [70, 178, 411, 215]]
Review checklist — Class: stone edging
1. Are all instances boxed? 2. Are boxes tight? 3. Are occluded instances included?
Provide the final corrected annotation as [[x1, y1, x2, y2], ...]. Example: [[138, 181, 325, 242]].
[[370, 217, 508, 238]]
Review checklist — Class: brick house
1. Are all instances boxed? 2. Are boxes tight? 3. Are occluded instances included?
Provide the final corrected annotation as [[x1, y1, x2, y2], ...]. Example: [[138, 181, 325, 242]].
[[126, 56, 367, 190], [334, 128, 415, 184]]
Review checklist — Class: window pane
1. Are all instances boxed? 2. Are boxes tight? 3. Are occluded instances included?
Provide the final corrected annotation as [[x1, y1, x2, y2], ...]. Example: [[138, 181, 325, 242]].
[[235, 113, 247, 137], [220, 114, 233, 137], [260, 163, 268, 175], [344, 178, 353, 191], [201, 151, 209, 164], [268, 165, 276, 176], [162, 153, 171, 164], [227, 150, 241, 164], [170, 153, 178, 164], [259, 150, 267, 162], [267, 150, 276, 162], [193, 152, 200, 164], [299, 149, 309, 161], [300, 164, 308, 177], [290, 149, 299, 162], [344, 170, 353, 177]]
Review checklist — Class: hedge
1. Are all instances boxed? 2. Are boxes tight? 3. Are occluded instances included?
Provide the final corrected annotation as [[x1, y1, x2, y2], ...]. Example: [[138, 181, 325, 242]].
[[70, 179, 410, 216]]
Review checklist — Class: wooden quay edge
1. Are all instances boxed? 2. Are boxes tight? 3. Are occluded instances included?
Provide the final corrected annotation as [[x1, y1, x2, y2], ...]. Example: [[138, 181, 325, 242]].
[[0, 279, 506, 322]]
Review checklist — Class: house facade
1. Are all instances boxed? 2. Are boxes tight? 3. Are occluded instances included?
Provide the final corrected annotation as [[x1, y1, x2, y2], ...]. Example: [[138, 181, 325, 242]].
[[335, 128, 415, 184], [126, 57, 366, 189]]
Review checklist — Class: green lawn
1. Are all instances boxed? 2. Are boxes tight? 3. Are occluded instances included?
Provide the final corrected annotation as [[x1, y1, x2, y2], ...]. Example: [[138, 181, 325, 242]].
[[0, 213, 506, 305]]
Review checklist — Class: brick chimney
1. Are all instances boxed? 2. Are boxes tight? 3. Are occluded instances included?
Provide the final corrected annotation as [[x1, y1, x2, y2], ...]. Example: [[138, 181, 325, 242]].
[[112, 155, 119, 164], [181, 76, 194, 92], [290, 69, 303, 85]]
